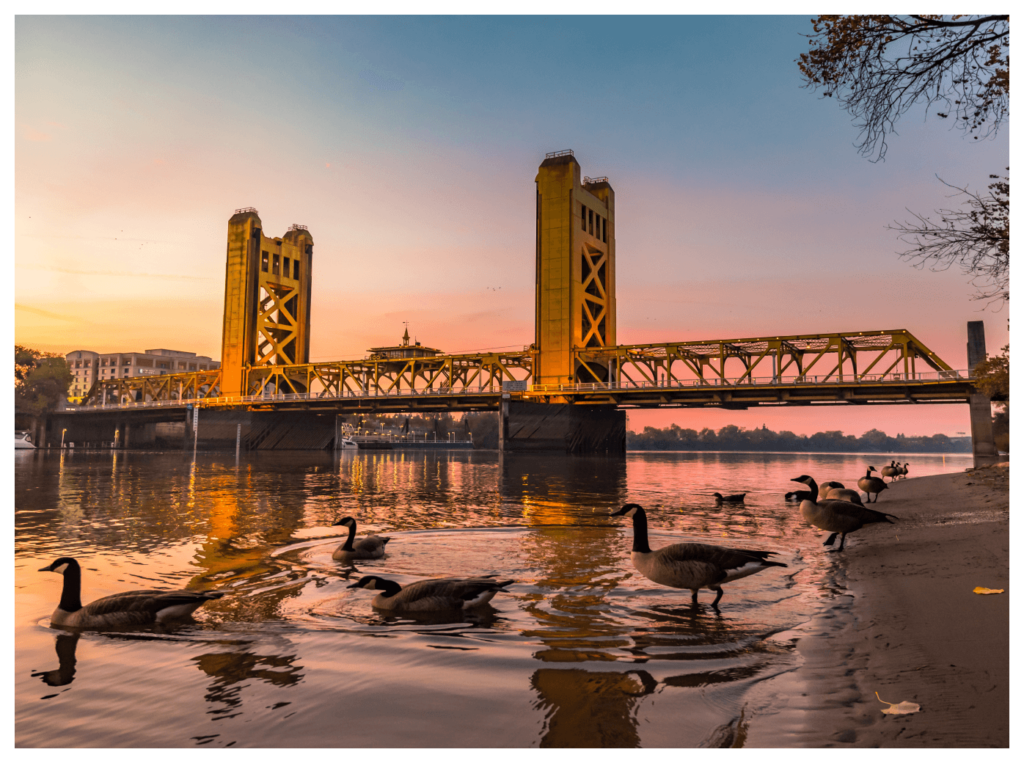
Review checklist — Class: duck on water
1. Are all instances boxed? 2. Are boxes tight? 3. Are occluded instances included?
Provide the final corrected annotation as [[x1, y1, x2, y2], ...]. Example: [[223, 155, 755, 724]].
[[609, 504, 787, 610]]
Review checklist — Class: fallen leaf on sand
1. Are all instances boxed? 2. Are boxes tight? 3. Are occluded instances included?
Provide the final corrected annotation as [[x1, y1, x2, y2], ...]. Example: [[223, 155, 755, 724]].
[[876, 692, 921, 715], [973, 587, 1005, 595]]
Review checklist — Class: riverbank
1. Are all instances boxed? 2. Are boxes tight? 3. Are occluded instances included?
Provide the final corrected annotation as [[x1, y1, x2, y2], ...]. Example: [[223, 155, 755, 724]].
[[746, 465, 1009, 747]]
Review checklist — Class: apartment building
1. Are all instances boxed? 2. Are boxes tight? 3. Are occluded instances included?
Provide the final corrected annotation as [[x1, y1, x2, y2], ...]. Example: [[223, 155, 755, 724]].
[[66, 349, 220, 398]]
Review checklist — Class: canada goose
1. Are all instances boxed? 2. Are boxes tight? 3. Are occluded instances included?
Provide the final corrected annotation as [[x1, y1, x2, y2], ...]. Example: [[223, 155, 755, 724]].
[[609, 504, 787, 609], [347, 575, 514, 612], [881, 461, 899, 481], [332, 517, 391, 562], [897, 461, 909, 480], [39, 557, 225, 629], [713, 492, 746, 503], [823, 488, 864, 506], [857, 467, 888, 503], [790, 476, 898, 551], [788, 479, 842, 502], [818, 481, 846, 500]]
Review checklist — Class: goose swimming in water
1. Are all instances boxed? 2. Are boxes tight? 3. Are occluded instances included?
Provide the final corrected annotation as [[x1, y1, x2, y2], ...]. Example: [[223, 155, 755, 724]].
[[713, 492, 746, 504], [348, 575, 514, 612], [39, 557, 225, 629], [857, 466, 888, 503], [790, 476, 898, 552], [609, 504, 787, 609], [332, 517, 391, 562]]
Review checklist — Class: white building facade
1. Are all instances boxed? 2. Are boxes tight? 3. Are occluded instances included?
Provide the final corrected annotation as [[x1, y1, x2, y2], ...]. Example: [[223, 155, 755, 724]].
[[66, 349, 220, 399]]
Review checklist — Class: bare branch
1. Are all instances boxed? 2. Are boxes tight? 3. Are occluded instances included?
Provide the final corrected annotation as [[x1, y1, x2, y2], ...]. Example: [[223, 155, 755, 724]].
[[888, 171, 1009, 307], [799, 15, 1008, 161]]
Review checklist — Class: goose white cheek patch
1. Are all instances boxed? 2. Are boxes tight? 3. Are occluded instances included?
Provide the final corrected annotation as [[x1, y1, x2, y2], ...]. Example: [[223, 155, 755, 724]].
[[53, 563, 69, 575]]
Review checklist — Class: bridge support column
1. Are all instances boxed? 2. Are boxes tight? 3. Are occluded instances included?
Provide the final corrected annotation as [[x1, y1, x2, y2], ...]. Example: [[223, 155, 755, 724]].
[[967, 321, 999, 468], [499, 399, 625, 455], [122, 421, 131, 450]]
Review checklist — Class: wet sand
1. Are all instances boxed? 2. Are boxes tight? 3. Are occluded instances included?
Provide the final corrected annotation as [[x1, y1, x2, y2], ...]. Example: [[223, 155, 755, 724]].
[[746, 465, 1009, 747]]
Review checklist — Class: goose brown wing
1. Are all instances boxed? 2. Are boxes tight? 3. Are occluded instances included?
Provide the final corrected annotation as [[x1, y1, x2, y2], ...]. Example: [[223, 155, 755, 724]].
[[819, 498, 884, 523], [83, 589, 223, 617], [654, 543, 781, 585], [353, 535, 389, 554], [403, 577, 511, 603]]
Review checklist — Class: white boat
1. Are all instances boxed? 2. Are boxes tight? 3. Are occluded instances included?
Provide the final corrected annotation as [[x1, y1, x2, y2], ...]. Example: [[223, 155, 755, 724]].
[[339, 437, 358, 449], [15, 431, 36, 450]]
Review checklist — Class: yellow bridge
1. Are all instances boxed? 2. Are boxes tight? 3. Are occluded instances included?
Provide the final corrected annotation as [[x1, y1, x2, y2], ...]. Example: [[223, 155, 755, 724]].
[[74, 329, 973, 413], [63, 150, 995, 460]]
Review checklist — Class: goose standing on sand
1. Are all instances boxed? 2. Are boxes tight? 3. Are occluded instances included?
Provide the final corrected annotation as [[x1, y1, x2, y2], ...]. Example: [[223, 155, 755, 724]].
[[898, 462, 909, 480], [881, 462, 899, 481], [609, 504, 787, 609], [713, 492, 746, 504], [857, 466, 888, 503], [790, 476, 898, 552], [39, 557, 225, 629], [818, 481, 845, 500], [823, 487, 864, 506], [347, 575, 514, 612], [332, 517, 391, 563]]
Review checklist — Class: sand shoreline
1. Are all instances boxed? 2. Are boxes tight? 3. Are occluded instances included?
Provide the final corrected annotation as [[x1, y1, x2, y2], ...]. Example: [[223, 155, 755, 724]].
[[744, 466, 1009, 747]]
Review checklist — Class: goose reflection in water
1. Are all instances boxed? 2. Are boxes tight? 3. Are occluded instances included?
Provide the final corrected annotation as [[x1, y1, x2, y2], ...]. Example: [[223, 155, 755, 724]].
[[192, 645, 304, 718], [31, 632, 80, 688]]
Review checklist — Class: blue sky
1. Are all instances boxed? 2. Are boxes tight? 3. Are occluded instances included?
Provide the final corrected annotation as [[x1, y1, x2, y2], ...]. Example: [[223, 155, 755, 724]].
[[15, 15, 1010, 435]]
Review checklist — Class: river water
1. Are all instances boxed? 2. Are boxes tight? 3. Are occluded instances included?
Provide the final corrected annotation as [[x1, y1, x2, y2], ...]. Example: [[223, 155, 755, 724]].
[[14, 449, 970, 747]]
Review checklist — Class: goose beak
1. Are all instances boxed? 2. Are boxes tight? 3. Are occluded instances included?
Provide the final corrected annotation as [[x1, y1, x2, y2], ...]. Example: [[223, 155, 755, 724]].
[[38, 565, 50, 572]]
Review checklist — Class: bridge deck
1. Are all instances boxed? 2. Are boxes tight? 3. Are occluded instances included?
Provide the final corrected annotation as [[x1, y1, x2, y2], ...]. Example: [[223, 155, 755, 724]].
[[65, 368, 974, 416]]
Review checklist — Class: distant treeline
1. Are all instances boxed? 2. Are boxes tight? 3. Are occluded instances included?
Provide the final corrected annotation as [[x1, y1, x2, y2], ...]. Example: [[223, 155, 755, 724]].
[[627, 424, 972, 453]]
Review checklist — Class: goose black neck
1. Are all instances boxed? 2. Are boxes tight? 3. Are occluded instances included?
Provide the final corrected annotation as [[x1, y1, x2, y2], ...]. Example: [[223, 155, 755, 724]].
[[59, 561, 83, 613], [342, 521, 356, 551], [376, 578, 402, 598], [806, 478, 819, 502], [630, 509, 652, 554]]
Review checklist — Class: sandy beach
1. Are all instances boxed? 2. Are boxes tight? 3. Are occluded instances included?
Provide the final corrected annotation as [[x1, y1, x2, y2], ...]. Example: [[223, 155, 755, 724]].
[[745, 465, 1009, 747]]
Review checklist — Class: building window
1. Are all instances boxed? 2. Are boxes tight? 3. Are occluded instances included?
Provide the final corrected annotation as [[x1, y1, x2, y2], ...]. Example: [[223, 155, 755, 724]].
[[124, 360, 131, 366], [581, 204, 587, 230], [75, 361, 81, 368], [589, 208, 594, 235], [602, 218, 607, 243], [283, 257, 291, 278], [189, 363, 197, 370], [273, 253, 280, 276], [262, 251, 269, 272], [293, 259, 300, 280]]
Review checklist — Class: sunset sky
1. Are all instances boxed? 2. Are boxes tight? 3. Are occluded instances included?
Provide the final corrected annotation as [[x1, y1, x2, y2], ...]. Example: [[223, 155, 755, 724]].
[[15, 15, 1009, 436]]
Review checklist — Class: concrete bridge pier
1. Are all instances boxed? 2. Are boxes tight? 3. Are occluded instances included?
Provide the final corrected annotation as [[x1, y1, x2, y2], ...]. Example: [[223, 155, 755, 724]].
[[498, 399, 626, 455], [967, 321, 1000, 468]]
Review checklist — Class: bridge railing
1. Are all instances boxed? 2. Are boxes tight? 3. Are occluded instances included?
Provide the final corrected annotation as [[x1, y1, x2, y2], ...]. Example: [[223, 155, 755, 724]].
[[528, 368, 972, 394], [68, 384, 505, 411]]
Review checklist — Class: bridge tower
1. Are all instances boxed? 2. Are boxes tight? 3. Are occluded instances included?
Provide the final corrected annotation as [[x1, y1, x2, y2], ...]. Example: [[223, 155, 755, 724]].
[[535, 150, 616, 386], [220, 208, 314, 396]]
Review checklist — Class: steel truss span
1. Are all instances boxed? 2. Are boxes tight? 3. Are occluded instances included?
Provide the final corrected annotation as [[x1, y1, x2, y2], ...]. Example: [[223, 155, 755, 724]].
[[74, 330, 974, 413]]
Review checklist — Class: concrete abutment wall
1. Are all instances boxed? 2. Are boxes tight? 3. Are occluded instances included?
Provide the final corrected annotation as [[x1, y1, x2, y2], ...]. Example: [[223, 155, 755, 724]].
[[499, 400, 626, 455]]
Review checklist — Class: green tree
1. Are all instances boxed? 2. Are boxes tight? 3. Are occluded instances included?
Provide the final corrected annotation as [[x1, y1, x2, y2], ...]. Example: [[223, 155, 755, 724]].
[[15, 345, 72, 417]]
